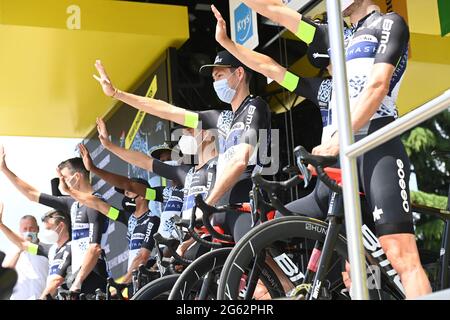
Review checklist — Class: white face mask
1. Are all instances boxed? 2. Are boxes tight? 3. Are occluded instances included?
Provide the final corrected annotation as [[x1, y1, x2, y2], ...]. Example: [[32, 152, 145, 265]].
[[39, 224, 61, 244], [178, 132, 205, 155], [213, 69, 241, 104], [342, 0, 355, 12]]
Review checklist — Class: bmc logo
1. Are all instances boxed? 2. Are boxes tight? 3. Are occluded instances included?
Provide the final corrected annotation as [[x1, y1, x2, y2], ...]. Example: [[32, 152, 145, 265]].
[[377, 19, 394, 54], [234, 3, 253, 44]]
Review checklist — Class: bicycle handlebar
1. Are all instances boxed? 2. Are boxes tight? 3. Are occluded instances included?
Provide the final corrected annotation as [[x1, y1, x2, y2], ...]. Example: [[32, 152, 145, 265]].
[[294, 146, 341, 194], [173, 215, 223, 249], [195, 195, 235, 243], [153, 233, 193, 266], [252, 173, 303, 193], [251, 173, 296, 217]]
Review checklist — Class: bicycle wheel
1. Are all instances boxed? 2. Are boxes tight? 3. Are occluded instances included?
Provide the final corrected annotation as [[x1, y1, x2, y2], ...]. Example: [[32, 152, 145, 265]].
[[131, 274, 180, 300], [169, 247, 284, 300], [217, 216, 396, 300]]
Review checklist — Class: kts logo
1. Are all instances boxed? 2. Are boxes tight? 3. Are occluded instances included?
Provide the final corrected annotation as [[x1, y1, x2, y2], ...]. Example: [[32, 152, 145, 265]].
[[234, 3, 253, 44]]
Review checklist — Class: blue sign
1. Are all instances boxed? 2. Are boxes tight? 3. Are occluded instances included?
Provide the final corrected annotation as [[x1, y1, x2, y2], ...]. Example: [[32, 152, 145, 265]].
[[234, 3, 253, 45]]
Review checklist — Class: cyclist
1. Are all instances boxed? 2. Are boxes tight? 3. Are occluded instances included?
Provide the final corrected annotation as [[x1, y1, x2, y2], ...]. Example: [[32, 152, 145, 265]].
[[0, 204, 71, 299], [147, 142, 175, 223], [236, 0, 431, 298], [95, 118, 217, 221], [94, 118, 217, 257], [93, 51, 271, 240], [57, 149, 161, 290], [0, 146, 108, 295]]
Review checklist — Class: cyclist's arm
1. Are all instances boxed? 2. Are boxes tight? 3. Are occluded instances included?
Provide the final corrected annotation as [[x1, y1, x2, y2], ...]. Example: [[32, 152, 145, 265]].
[[207, 99, 269, 206], [152, 160, 191, 187], [63, 187, 111, 217], [350, 64, 395, 132], [0, 221, 29, 251], [105, 143, 155, 172], [113, 90, 198, 128], [122, 216, 158, 283], [205, 143, 253, 206], [1, 165, 41, 202], [213, 5, 286, 84], [122, 247, 152, 284], [89, 165, 164, 201], [94, 61, 198, 126], [38, 194, 74, 214], [350, 14, 409, 133], [213, 4, 323, 92], [39, 275, 65, 299], [40, 246, 71, 299], [221, 39, 293, 86]]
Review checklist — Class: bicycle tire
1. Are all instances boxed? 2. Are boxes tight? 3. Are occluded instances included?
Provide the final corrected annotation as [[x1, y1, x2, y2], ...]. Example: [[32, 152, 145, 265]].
[[131, 274, 180, 300], [217, 216, 396, 300], [169, 247, 284, 300]]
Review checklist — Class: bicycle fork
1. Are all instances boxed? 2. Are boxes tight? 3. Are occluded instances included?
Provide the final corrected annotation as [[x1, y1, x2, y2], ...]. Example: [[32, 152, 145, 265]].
[[307, 217, 342, 300]]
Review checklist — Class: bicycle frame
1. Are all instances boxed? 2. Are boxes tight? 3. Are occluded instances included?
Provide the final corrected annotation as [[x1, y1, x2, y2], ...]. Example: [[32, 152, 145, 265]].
[[303, 189, 407, 300]]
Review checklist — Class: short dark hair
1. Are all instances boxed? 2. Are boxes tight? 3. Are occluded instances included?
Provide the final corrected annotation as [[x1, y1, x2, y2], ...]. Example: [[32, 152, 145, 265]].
[[58, 157, 89, 179], [20, 215, 38, 225], [230, 67, 253, 86], [42, 210, 71, 236], [244, 69, 253, 85]]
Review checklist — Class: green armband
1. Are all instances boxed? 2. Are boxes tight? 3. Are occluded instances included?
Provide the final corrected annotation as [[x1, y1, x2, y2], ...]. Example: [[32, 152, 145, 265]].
[[145, 188, 156, 201], [107, 207, 120, 221], [27, 243, 38, 255], [295, 20, 316, 44], [281, 71, 300, 92], [184, 112, 199, 129]]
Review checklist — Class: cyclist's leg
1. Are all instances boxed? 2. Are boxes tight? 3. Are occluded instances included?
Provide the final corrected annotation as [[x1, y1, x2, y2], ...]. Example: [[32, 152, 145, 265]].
[[360, 119, 431, 299], [340, 196, 375, 293], [282, 179, 330, 219], [232, 178, 330, 241], [183, 237, 211, 261], [233, 213, 253, 242], [80, 270, 107, 295]]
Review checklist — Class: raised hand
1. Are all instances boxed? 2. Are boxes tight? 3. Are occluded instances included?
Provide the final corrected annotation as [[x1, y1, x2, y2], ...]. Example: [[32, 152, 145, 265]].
[[56, 168, 70, 194], [96, 117, 112, 148], [93, 60, 117, 97], [78, 144, 95, 172], [211, 5, 231, 45]]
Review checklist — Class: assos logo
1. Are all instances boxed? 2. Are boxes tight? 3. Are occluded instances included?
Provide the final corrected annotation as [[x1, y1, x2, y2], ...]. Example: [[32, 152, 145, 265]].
[[234, 3, 253, 45]]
